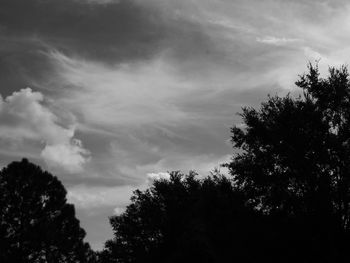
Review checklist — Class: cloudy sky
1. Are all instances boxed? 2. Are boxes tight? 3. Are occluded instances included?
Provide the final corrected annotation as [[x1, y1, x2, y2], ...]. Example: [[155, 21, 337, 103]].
[[1, 0, 350, 249]]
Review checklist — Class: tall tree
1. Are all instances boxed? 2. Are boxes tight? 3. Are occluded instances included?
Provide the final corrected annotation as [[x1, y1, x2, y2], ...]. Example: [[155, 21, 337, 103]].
[[227, 64, 350, 261], [0, 159, 95, 262]]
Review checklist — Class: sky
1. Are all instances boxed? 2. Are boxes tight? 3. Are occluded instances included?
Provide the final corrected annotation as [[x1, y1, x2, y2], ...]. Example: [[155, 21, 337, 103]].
[[1, 0, 350, 250]]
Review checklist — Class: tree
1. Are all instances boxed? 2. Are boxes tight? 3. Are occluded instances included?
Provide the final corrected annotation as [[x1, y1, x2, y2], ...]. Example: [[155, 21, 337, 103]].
[[0, 159, 96, 262], [100, 171, 275, 263], [227, 64, 350, 261]]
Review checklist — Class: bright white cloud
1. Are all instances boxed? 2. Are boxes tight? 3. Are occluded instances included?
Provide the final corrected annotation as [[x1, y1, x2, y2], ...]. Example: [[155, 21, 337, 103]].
[[147, 172, 170, 183], [256, 36, 302, 46], [41, 139, 90, 173], [0, 88, 90, 173]]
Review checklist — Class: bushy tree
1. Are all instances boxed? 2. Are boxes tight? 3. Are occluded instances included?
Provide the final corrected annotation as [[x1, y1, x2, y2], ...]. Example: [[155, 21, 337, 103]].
[[227, 64, 350, 261], [100, 171, 278, 263], [0, 159, 96, 262]]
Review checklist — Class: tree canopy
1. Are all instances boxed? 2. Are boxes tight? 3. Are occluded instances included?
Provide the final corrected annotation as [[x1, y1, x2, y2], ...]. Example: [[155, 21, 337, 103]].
[[227, 64, 350, 261], [0, 159, 95, 262], [100, 171, 279, 263]]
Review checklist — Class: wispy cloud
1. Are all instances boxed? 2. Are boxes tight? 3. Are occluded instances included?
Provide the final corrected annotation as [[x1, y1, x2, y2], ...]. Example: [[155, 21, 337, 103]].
[[47, 51, 191, 128], [256, 36, 303, 46]]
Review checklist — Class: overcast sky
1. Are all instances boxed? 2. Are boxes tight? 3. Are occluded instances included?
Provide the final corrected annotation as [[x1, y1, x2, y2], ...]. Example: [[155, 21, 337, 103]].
[[1, 0, 350, 250]]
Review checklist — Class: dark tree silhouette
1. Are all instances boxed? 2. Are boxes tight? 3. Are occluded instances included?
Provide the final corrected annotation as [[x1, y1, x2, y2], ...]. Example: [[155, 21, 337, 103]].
[[99, 171, 277, 263], [227, 64, 350, 262], [0, 159, 96, 262]]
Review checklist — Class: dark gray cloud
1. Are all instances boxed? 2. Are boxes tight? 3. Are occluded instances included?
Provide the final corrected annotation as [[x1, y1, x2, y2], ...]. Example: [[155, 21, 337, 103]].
[[0, 0, 215, 63], [0, 37, 51, 96], [0, 0, 222, 103]]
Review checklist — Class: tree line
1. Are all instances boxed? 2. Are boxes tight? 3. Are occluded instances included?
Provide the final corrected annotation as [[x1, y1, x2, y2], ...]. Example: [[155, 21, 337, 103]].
[[2, 64, 350, 262]]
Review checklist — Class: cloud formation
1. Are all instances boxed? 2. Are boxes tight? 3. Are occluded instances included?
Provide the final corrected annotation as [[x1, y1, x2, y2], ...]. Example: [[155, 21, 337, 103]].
[[3, 0, 350, 251], [0, 88, 89, 172], [67, 184, 136, 209], [0, 0, 216, 64]]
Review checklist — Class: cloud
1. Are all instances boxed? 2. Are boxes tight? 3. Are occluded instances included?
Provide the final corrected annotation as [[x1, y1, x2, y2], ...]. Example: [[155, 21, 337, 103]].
[[67, 184, 137, 209], [6, 0, 350, 250], [0, 88, 90, 173], [113, 207, 126, 216], [0, 36, 53, 97], [256, 36, 303, 46], [40, 42, 291, 184], [41, 140, 90, 173], [147, 172, 170, 183], [0, 0, 216, 64], [303, 47, 323, 60], [47, 51, 192, 128]]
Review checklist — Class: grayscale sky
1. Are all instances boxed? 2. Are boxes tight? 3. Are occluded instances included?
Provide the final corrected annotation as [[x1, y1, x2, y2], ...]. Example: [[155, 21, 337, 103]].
[[1, 0, 349, 250]]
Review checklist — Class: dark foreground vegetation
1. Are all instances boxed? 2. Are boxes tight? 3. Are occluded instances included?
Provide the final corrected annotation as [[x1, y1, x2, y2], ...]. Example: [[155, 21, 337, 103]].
[[2, 64, 350, 262], [0, 159, 96, 262]]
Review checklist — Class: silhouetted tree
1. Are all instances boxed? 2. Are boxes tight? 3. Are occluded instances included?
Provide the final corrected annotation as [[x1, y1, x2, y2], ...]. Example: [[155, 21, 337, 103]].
[[100, 171, 277, 263], [0, 159, 96, 262], [227, 64, 350, 261]]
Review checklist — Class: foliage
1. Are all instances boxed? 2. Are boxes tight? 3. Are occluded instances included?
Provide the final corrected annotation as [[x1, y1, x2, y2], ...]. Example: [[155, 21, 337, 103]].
[[0, 159, 96, 262], [227, 64, 350, 261], [99, 171, 280, 263]]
